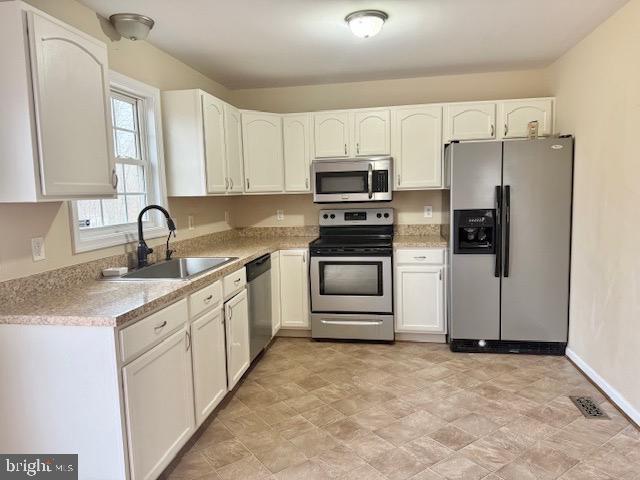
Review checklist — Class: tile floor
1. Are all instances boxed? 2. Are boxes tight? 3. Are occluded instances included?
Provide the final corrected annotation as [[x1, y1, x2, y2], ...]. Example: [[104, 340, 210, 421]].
[[161, 338, 640, 480]]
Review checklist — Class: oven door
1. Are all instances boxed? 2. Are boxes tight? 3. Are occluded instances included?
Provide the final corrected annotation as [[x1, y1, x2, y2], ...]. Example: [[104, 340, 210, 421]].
[[310, 255, 392, 313], [312, 159, 392, 203]]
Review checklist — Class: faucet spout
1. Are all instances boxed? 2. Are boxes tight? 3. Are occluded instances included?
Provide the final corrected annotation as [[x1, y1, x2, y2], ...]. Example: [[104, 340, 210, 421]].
[[137, 205, 176, 268]]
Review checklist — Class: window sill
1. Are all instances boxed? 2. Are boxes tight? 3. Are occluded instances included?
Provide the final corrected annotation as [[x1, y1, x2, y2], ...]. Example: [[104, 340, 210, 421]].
[[72, 225, 167, 254]]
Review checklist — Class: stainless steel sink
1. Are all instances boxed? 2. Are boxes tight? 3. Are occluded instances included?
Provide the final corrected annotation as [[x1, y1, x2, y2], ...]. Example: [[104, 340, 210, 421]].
[[117, 257, 238, 280]]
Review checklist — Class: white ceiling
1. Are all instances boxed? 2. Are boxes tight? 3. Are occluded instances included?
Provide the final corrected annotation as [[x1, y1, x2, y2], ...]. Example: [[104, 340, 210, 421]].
[[80, 0, 628, 89]]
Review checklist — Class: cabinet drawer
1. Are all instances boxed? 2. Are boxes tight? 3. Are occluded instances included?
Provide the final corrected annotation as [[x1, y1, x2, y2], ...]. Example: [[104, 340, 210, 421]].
[[223, 267, 246, 300], [190, 280, 222, 318], [120, 299, 188, 363], [396, 249, 445, 265]]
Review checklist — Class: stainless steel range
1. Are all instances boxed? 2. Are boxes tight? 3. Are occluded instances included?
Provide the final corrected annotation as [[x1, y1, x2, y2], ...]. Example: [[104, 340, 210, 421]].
[[309, 208, 394, 341]]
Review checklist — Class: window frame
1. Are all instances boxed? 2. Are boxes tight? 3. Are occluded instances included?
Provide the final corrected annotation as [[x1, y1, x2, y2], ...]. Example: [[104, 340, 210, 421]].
[[70, 71, 168, 253]]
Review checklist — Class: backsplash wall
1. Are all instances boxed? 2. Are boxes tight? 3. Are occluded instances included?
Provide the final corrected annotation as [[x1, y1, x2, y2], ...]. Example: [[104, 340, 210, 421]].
[[228, 190, 446, 228]]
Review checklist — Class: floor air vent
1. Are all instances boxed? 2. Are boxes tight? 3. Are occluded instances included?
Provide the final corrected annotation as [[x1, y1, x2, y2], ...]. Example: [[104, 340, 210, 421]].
[[570, 396, 609, 419]]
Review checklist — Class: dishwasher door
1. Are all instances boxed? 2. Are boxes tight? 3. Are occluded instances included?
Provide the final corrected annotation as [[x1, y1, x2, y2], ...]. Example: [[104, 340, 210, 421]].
[[246, 254, 272, 361]]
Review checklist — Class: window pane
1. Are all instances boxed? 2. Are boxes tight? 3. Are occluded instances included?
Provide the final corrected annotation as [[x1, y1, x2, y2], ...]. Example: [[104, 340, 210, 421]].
[[126, 194, 147, 223], [124, 164, 146, 193], [115, 130, 138, 159], [102, 196, 127, 226], [112, 97, 135, 130], [77, 200, 103, 229], [116, 163, 125, 193]]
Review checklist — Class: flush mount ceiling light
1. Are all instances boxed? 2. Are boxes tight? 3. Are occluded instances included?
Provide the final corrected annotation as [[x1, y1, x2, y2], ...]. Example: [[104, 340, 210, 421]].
[[109, 13, 155, 41], [345, 10, 388, 38]]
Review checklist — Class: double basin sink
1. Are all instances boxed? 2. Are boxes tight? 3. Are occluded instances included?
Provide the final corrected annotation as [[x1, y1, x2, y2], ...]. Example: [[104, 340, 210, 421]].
[[116, 257, 238, 280]]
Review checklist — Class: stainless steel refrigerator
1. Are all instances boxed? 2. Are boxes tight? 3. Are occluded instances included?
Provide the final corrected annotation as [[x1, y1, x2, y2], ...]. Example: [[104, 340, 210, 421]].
[[447, 137, 573, 355]]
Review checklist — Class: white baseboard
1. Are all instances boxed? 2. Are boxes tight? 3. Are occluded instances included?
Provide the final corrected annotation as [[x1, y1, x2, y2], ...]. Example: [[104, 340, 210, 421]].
[[395, 332, 447, 343], [566, 347, 640, 426], [275, 328, 311, 338]]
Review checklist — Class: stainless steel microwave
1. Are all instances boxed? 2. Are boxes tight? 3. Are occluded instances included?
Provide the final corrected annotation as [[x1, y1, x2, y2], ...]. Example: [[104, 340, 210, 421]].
[[311, 157, 393, 203]]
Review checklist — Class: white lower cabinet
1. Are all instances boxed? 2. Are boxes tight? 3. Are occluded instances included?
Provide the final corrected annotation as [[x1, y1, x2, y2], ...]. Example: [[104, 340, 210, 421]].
[[271, 251, 282, 335], [122, 310, 195, 480], [191, 305, 227, 427], [225, 289, 250, 389], [279, 249, 309, 329], [395, 249, 446, 334]]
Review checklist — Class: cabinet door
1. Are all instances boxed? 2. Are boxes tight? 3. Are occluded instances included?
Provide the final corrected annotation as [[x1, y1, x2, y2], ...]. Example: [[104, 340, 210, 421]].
[[395, 265, 445, 333], [500, 99, 553, 138], [123, 329, 195, 480], [354, 109, 390, 156], [392, 106, 442, 189], [313, 112, 351, 158], [242, 112, 284, 192], [279, 250, 309, 329], [225, 289, 250, 389], [202, 93, 227, 194], [271, 252, 282, 336], [191, 307, 227, 427], [28, 12, 115, 197], [224, 103, 244, 193], [283, 114, 311, 192], [444, 103, 496, 141]]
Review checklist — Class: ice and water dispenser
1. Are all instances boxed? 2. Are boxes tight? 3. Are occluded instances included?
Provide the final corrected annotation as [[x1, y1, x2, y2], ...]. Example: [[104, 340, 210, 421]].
[[453, 209, 496, 254]]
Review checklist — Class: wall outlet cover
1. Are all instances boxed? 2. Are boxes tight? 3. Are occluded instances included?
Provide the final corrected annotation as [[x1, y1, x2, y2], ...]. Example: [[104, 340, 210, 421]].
[[276, 209, 284, 221], [423, 206, 433, 218], [31, 237, 45, 262]]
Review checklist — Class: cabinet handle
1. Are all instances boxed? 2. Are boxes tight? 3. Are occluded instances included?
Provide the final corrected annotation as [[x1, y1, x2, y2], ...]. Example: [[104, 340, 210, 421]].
[[154, 320, 167, 331], [356, 142, 360, 154], [185, 330, 191, 351], [414, 256, 427, 260], [344, 143, 347, 155], [490, 124, 495, 137], [111, 167, 118, 189], [230, 178, 234, 189], [305, 178, 309, 189], [234, 278, 241, 284], [225, 178, 229, 190], [246, 178, 250, 190], [397, 174, 401, 186], [204, 294, 214, 303], [228, 305, 233, 320], [303, 251, 307, 263], [439, 270, 442, 281], [504, 124, 508, 136]]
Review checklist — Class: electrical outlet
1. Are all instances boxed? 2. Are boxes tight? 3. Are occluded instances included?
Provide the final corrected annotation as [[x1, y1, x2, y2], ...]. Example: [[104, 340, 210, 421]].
[[31, 237, 45, 262], [187, 215, 195, 230], [423, 206, 433, 218], [276, 209, 284, 221]]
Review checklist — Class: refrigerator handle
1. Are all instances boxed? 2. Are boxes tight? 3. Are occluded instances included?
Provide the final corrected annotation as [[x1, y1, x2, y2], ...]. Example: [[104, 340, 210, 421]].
[[495, 185, 502, 277], [504, 185, 511, 277]]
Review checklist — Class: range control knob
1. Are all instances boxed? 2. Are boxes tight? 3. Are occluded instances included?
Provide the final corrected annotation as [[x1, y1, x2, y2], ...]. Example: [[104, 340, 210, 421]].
[[323, 214, 329, 219], [330, 214, 336, 219], [376, 213, 382, 218], [383, 213, 390, 218]]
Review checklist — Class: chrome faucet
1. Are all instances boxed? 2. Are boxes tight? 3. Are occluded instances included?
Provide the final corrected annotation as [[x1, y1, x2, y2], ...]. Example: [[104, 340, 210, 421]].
[[137, 205, 176, 268]]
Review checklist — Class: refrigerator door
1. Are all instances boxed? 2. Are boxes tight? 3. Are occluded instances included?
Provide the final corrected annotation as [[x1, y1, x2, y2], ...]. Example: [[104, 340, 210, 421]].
[[449, 142, 502, 340], [501, 138, 573, 342]]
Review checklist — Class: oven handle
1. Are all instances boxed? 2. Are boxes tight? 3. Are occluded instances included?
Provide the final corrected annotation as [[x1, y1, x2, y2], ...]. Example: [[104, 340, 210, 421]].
[[321, 319, 383, 326], [367, 163, 373, 199]]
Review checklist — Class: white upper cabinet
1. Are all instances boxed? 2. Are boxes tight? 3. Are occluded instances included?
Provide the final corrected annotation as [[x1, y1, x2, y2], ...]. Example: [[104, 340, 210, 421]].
[[354, 109, 391, 156], [283, 114, 311, 192], [444, 103, 496, 142], [391, 105, 443, 190], [313, 111, 351, 158], [242, 111, 284, 193], [0, 3, 115, 202], [499, 98, 554, 138], [202, 92, 227, 194], [223, 103, 244, 193]]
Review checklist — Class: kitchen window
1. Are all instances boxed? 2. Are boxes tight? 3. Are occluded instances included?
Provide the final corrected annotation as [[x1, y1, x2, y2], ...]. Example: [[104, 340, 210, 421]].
[[70, 72, 167, 253]]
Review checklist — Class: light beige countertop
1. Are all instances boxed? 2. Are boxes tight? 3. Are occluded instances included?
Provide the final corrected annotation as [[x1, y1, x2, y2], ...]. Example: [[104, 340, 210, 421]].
[[0, 236, 315, 328], [393, 234, 448, 248]]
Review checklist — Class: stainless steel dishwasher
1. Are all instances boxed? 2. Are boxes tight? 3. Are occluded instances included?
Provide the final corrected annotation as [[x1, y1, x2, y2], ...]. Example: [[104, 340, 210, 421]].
[[246, 254, 272, 361]]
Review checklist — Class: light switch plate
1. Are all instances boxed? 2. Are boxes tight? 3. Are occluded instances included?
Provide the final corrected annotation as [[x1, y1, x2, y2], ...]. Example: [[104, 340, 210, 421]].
[[423, 206, 433, 218], [276, 210, 284, 221], [31, 237, 45, 262]]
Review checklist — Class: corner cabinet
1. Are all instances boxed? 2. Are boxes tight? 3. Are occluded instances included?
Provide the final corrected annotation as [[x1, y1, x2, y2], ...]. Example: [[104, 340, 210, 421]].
[[283, 114, 311, 192], [0, 2, 116, 202], [242, 111, 284, 193], [223, 104, 245, 193], [394, 249, 446, 334], [391, 105, 443, 189], [279, 249, 310, 329]]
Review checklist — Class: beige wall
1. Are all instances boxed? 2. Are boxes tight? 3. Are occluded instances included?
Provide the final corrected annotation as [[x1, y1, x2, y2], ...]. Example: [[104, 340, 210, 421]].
[[0, 0, 234, 282], [231, 69, 552, 113], [229, 191, 445, 228], [549, 0, 640, 417]]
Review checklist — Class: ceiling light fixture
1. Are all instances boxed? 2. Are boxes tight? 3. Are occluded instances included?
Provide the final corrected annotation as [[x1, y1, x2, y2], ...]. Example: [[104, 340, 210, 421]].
[[109, 13, 155, 41], [345, 10, 388, 38]]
